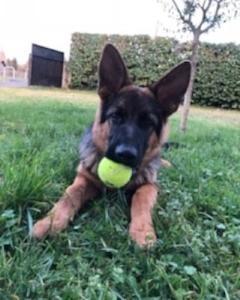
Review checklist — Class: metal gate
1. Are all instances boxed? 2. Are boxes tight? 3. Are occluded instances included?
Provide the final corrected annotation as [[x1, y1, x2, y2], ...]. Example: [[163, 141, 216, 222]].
[[29, 44, 64, 87]]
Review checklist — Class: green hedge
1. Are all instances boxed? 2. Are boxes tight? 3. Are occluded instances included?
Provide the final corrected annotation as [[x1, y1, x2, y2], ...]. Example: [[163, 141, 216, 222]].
[[69, 33, 240, 110], [193, 43, 240, 109], [69, 33, 179, 88]]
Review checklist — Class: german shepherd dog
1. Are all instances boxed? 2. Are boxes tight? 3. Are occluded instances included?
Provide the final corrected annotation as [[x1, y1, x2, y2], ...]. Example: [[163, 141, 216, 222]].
[[32, 44, 191, 247]]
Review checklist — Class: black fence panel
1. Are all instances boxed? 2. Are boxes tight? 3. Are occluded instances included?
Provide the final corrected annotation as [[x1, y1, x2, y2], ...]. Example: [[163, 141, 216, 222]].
[[29, 44, 64, 87]]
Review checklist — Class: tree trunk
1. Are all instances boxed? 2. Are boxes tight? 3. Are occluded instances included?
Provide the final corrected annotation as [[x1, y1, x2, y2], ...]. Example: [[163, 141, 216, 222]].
[[180, 32, 200, 132]]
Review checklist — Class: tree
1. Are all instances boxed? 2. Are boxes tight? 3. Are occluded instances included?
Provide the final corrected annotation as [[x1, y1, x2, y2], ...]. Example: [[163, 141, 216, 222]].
[[12, 58, 18, 70], [6, 58, 18, 70], [158, 0, 239, 131]]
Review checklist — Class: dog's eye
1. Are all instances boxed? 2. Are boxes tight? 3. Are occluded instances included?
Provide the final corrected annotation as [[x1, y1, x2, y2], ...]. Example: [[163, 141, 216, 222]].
[[139, 115, 156, 128], [110, 111, 124, 123]]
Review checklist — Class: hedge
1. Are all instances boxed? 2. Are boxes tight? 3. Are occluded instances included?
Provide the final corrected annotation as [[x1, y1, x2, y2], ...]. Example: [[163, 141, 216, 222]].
[[194, 43, 240, 109], [69, 33, 240, 110]]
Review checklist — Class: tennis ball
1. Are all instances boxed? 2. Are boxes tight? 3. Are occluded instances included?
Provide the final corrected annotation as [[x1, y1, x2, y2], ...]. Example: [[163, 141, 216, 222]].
[[97, 157, 132, 188]]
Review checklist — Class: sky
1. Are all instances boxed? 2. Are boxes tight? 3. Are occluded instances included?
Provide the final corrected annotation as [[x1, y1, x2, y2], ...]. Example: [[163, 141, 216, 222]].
[[0, 0, 239, 64]]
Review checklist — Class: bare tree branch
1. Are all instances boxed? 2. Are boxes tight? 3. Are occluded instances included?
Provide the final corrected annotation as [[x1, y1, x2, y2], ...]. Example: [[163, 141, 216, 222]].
[[197, 0, 213, 30], [171, 0, 196, 31], [205, 0, 214, 11], [200, 0, 224, 33], [202, 0, 208, 8]]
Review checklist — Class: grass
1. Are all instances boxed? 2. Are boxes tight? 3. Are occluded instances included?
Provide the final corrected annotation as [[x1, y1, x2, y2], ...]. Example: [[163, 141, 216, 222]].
[[0, 87, 240, 299]]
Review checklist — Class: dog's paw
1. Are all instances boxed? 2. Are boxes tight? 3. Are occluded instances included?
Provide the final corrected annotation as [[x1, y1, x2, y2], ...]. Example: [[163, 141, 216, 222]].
[[129, 221, 156, 247], [31, 216, 52, 239], [31, 198, 76, 239], [31, 210, 70, 239]]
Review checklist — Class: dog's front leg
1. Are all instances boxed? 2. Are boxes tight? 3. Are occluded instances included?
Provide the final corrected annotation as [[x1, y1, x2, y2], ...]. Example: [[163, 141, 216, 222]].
[[32, 170, 101, 239], [129, 184, 158, 247]]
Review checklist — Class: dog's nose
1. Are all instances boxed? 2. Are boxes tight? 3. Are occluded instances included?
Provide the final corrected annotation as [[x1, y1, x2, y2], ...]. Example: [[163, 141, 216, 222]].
[[115, 145, 137, 165]]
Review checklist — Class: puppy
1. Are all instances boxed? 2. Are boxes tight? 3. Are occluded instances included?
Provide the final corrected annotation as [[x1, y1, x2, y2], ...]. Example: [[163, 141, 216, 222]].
[[32, 44, 191, 246]]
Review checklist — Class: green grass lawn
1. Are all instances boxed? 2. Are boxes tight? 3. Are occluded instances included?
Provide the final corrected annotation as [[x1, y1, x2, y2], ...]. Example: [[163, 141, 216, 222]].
[[0, 88, 240, 299]]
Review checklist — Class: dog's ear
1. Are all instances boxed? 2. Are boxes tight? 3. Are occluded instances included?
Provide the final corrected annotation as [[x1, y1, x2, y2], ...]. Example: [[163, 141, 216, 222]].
[[98, 44, 131, 98], [150, 61, 191, 117]]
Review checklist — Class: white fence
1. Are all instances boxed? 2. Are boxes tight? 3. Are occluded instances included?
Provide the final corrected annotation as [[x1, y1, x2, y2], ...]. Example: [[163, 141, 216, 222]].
[[0, 67, 28, 80], [0, 66, 16, 79], [0, 66, 28, 87]]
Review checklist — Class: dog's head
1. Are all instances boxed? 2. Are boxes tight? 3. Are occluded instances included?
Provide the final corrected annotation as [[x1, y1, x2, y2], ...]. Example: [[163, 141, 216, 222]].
[[93, 44, 191, 168]]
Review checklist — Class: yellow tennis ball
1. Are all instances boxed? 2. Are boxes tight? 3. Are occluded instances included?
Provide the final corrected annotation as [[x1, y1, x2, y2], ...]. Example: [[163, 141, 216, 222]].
[[97, 157, 132, 188]]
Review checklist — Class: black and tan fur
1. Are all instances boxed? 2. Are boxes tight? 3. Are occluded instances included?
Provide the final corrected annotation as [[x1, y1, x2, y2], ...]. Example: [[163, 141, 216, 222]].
[[32, 44, 191, 246]]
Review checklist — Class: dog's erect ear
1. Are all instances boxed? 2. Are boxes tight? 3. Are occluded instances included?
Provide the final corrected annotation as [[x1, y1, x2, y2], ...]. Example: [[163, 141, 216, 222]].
[[150, 61, 191, 117], [98, 44, 131, 98]]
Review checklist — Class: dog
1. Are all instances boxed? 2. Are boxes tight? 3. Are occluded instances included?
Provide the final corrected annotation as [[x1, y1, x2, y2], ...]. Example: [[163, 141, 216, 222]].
[[32, 44, 191, 247]]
